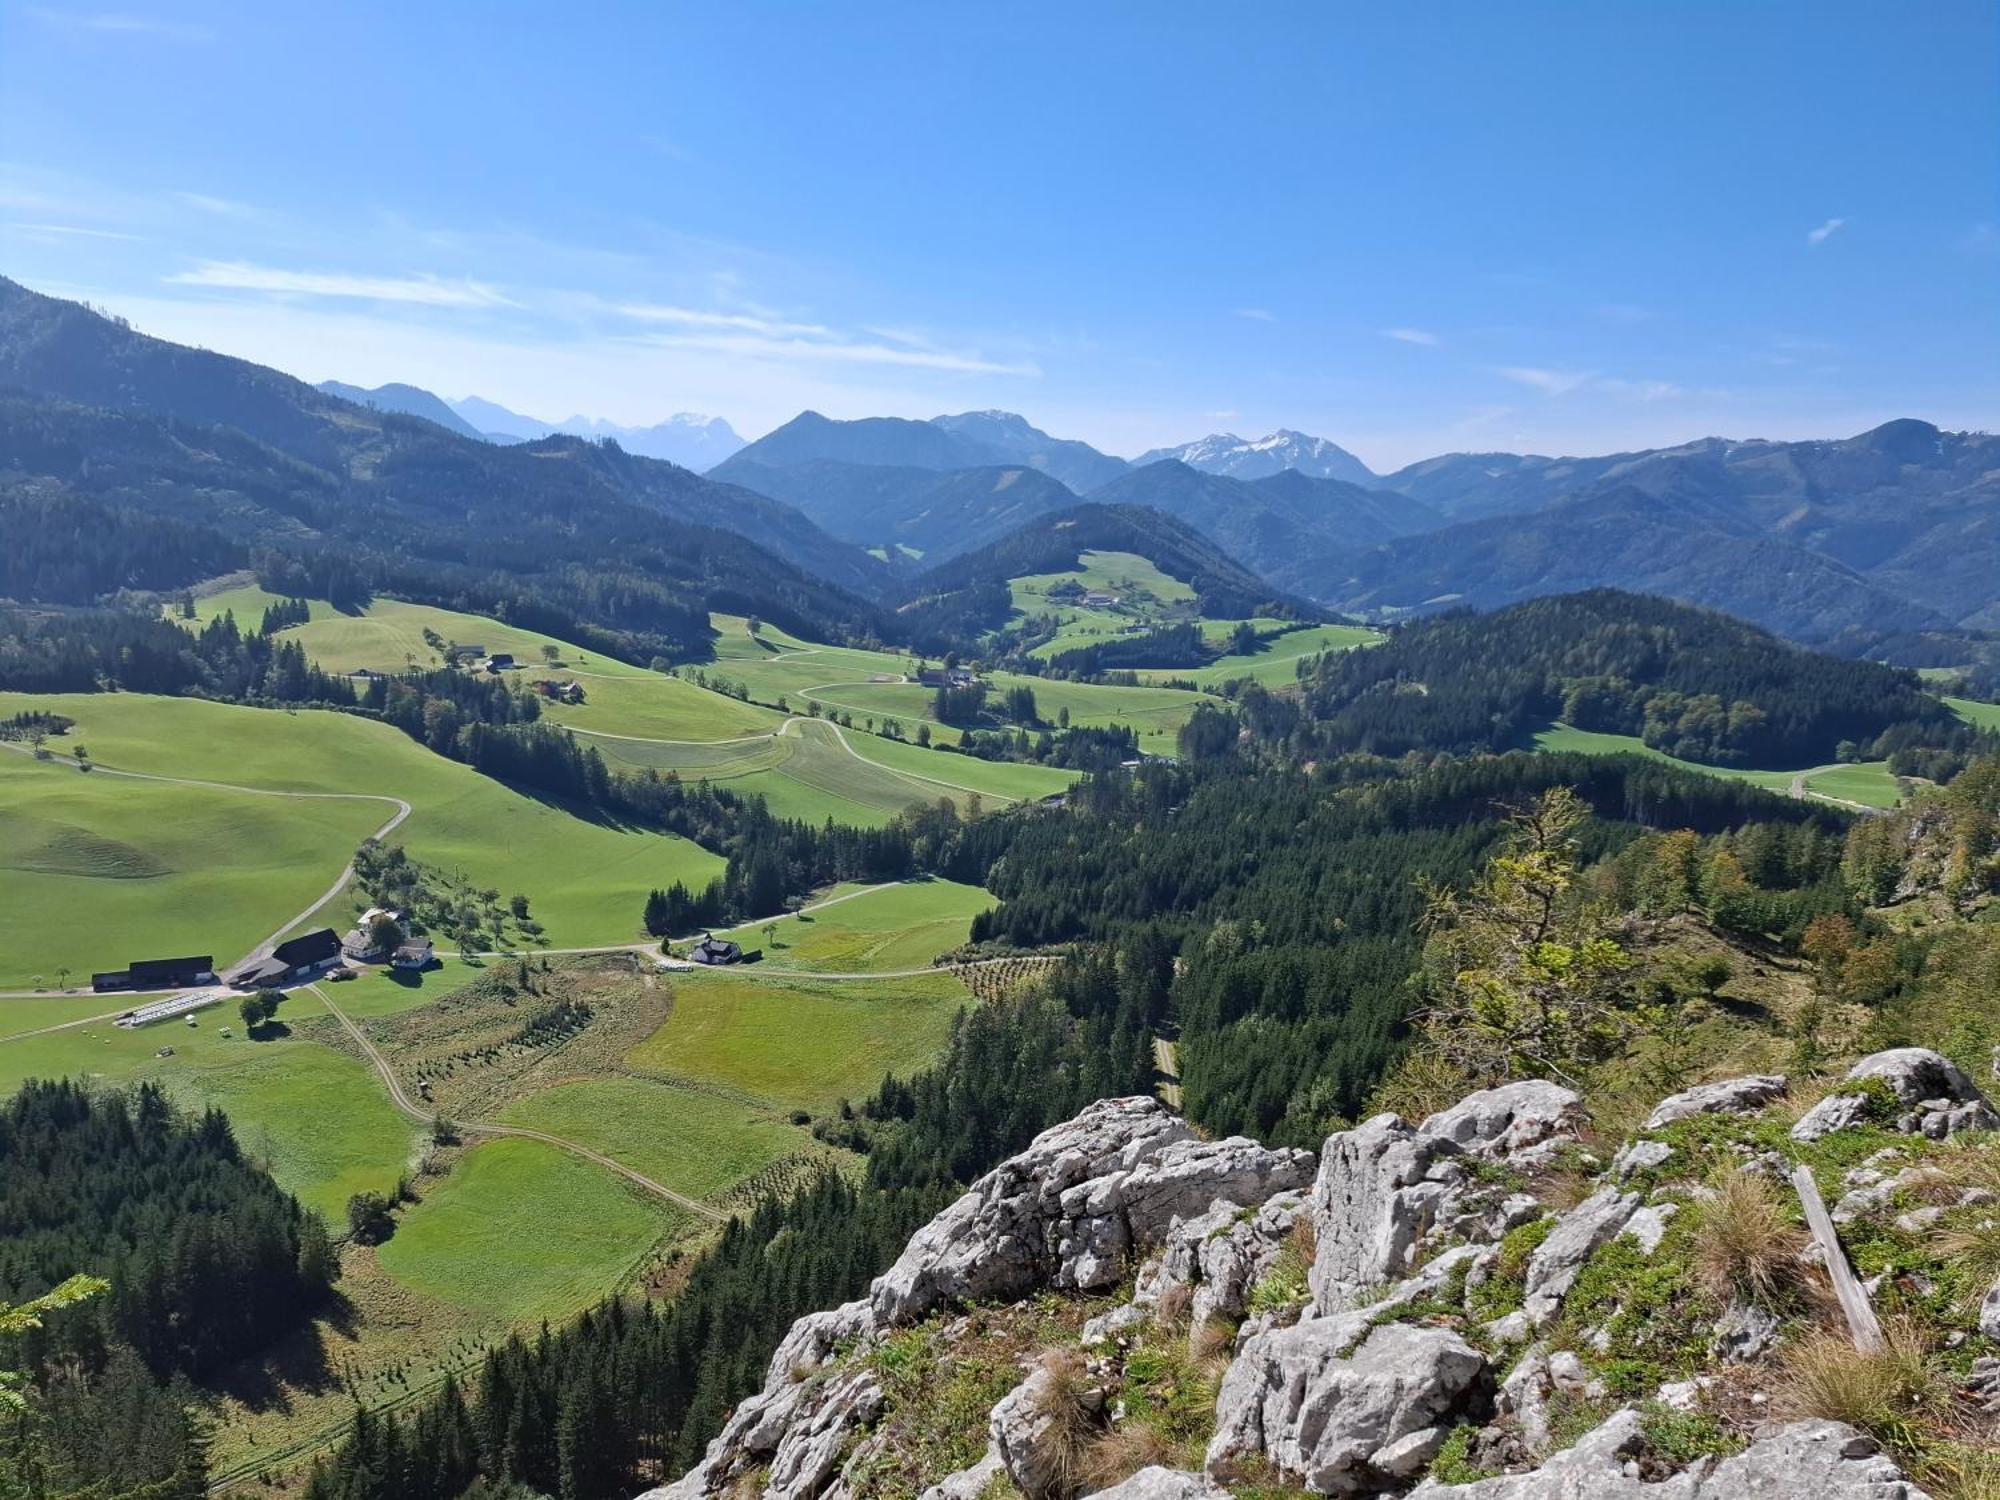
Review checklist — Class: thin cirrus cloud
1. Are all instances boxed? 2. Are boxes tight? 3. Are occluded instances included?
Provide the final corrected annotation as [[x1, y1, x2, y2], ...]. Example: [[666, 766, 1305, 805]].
[[1381, 327, 1440, 346], [4, 221, 143, 241], [1234, 308, 1276, 323], [626, 328, 1040, 377], [614, 302, 832, 338], [1806, 216, 1847, 247], [1494, 365, 1596, 396], [166, 260, 518, 308], [26, 8, 215, 41]]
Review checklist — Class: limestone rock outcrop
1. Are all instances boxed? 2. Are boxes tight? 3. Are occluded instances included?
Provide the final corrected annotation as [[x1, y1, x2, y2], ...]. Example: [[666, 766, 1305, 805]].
[[1645, 1074, 1788, 1129], [872, 1096, 1314, 1326], [1792, 1048, 1998, 1143], [1206, 1322, 1489, 1493], [1406, 1408, 1933, 1498], [1308, 1082, 1586, 1314]]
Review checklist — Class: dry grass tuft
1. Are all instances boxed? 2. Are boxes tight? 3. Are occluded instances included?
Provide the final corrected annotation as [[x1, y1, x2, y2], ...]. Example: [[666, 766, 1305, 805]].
[[1155, 1282, 1194, 1332], [1188, 1314, 1234, 1370], [1692, 1168, 1807, 1308], [1079, 1424, 1172, 1494], [1029, 1350, 1103, 1500], [1291, 1214, 1318, 1268], [1776, 1319, 1947, 1454]]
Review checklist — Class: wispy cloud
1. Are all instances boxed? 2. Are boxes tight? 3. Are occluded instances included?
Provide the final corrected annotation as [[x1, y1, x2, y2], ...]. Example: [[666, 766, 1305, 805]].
[[1806, 216, 1847, 247], [616, 302, 829, 337], [1495, 365, 1595, 396], [1381, 327, 1439, 346], [1958, 222, 2000, 257], [166, 260, 518, 308], [1234, 307, 1275, 323], [174, 191, 257, 219], [629, 329, 1038, 376], [4, 221, 142, 241], [1597, 377, 1687, 402], [27, 8, 215, 41]]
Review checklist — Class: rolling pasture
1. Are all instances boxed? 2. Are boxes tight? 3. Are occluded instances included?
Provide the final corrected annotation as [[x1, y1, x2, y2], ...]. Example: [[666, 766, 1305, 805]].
[[0, 946, 985, 1478], [1530, 722, 1904, 808], [1141, 621, 1385, 688], [709, 875, 994, 973], [0, 691, 723, 986]]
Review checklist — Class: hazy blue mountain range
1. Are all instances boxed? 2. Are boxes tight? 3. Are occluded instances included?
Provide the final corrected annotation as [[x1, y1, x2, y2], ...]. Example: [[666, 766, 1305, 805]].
[[445, 394, 746, 468], [1089, 459, 1438, 599], [712, 408, 1126, 490], [713, 459, 1080, 564], [0, 276, 888, 650], [1134, 429, 1379, 487], [316, 380, 488, 441]]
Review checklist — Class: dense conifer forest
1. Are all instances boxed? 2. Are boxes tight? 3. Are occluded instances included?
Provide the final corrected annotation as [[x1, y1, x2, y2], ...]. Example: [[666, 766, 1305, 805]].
[[1298, 590, 1966, 767], [0, 1081, 337, 1495]]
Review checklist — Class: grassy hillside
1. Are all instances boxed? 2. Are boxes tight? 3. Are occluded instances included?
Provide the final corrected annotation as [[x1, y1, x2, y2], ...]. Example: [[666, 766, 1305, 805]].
[[1138, 621, 1383, 688], [627, 968, 969, 1112], [0, 692, 724, 985], [706, 876, 993, 973], [1531, 722, 1904, 808], [0, 752, 391, 988]]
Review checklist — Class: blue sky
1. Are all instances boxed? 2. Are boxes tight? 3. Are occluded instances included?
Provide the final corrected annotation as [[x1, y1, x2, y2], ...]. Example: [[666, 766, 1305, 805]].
[[1, 1, 1993, 469]]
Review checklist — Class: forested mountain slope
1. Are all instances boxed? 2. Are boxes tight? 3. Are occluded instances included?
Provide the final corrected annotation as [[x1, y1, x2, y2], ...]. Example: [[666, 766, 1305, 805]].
[[1087, 459, 1419, 598], [1325, 486, 1950, 649], [0, 277, 889, 655], [1351, 421, 2000, 647], [713, 458, 1080, 563], [892, 502, 1295, 643], [1295, 590, 1963, 766]]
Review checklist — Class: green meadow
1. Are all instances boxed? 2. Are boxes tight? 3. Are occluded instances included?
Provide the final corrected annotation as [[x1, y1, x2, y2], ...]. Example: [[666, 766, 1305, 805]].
[[714, 876, 993, 973], [0, 692, 724, 983], [376, 1136, 682, 1323], [498, 1077, 817, 1201], [1530, 722, 1904, 808], [0, 751, 388, 988], [0, 1002, 416, 1223], [1140, 621, 1384, 688], [1947, 695, 2000, 733], [628, 969, 971, 1113]]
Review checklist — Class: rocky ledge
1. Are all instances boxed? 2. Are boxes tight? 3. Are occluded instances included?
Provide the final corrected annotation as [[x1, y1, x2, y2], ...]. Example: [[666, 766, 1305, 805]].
[[641, 1048, 2000, 1500]]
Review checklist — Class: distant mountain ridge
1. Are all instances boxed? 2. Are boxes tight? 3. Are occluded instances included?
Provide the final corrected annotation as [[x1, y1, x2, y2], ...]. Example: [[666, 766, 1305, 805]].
[[445, 394, 745, 468], [1135, 428, 1378, 487], [713, 408, 1125, 492], [892, 502, 1299, 646], [0, 276, 886, 653], [1089, 459, 1436, 600], [713, 459, 1079, 564], [316, 381, 488, 442]]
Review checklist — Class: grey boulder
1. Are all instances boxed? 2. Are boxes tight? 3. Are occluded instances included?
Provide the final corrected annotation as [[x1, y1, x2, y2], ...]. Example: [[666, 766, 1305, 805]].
[[1206, 1321, 1489, 1494], [1793, 1049, 1998, 1143], [1646, 1074, 1788, 1130], [1407, 1408, 1933, 1497], [1082, 1468, 1228, 1500], [1522, 1187, 1639, 1325], [872, 1097, 1312, 1326]]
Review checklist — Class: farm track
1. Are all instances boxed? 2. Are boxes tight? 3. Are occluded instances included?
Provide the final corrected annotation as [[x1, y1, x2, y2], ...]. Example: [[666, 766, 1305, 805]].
[[565, 711, 1032, 807], [307, 983, 726, 1223]]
